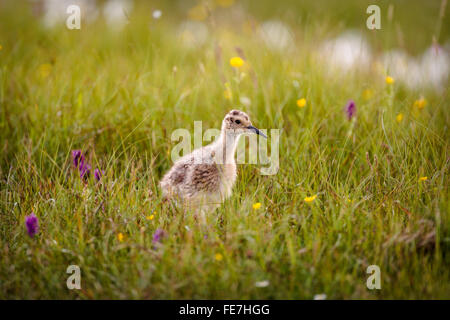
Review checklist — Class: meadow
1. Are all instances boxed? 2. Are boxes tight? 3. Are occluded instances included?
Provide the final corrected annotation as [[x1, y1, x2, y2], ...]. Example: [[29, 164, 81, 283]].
[[0, 0, 449, 299]]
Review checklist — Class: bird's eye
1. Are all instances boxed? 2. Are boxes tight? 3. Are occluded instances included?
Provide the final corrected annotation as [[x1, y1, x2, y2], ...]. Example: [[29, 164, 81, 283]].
[[235, 120, 241, 124]]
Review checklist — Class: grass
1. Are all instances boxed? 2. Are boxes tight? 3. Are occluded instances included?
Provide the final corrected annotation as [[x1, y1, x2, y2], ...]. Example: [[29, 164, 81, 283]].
[[0, 0, 449, 299]]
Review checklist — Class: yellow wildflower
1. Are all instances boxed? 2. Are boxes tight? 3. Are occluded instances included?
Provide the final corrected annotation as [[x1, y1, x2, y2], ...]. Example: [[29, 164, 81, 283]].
[[418, 176, 427, 182], [385, 76, 395, 84], [304, 194, 317, 203], [214, 253, 223, 261], [117, 232, 124, 242], [252, 202, 262, 210], [230, 56, 244, 68], [362, 89, 373, 100], [413, 98, 427, 109], [396, 113, 404, 123], [146, 215, 154, 221], [297, 98, 306, 108]]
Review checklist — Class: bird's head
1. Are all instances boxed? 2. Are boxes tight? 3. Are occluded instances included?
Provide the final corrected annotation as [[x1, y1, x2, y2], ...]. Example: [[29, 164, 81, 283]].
[[221, 110, 267, 138]]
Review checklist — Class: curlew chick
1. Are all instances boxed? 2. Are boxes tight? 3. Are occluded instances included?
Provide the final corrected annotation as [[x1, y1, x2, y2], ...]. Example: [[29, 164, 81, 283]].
[[160, 110, 266, 212]]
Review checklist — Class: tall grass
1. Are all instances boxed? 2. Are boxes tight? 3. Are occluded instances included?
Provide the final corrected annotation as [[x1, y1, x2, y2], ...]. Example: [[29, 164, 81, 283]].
[[0, 0, 448, 299]]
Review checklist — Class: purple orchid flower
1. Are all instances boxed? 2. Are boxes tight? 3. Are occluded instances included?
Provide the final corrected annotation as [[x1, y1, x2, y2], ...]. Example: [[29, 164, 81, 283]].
[[72, 150, 91, 179], [25, 212, 39, 238], [94, 168, 104, 182], [152, 229, 166, 244], [345, 100, 356, 120], [79, 159, 91, 179], [72, 150, 84, 168]]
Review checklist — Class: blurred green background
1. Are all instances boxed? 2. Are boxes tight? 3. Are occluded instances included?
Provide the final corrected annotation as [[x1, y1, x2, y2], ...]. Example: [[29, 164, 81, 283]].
[[0, 0, 448, 299]]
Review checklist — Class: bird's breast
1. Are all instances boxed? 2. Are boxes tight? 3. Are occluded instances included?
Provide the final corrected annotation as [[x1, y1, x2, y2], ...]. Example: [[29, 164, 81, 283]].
[[219, 163, 237, 198]]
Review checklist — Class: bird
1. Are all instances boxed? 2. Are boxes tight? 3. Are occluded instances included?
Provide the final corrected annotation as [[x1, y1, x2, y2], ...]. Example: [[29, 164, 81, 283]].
[[160, 110, 267, 214]]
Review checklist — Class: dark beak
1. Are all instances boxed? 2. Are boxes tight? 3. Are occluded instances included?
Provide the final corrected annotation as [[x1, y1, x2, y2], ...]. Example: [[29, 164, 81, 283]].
[[247, 126, 267, 138]]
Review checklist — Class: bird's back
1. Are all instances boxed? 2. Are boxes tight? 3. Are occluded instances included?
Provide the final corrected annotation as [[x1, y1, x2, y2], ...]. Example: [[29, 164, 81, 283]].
[[160, 145, 236, 204]]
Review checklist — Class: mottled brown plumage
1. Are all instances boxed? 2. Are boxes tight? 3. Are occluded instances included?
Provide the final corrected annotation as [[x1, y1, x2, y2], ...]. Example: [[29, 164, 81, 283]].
[[160, 110, 266, 213]]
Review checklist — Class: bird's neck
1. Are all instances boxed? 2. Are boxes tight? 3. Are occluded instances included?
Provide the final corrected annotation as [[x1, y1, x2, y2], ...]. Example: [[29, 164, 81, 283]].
[[213, 131, 240, 164]]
